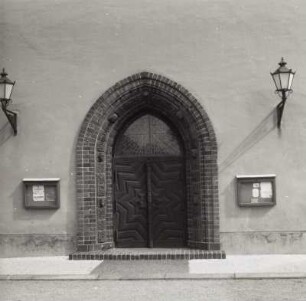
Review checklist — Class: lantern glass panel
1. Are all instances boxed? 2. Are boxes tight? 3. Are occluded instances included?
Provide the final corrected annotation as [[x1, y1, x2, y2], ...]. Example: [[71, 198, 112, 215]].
[[0, 83, 5, 99], [272, 73, 281, 90], [0, 82, 14, 100], [280, 73, 290, 90], [5, 84, 13, 99], [5, 83, 14, 99], [288, 73, 294, 90]]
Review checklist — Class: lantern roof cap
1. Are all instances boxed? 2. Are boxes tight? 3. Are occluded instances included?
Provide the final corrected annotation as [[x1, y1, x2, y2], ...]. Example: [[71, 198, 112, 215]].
[[271, 57, 295, 75], [0, 68, 14, 85]]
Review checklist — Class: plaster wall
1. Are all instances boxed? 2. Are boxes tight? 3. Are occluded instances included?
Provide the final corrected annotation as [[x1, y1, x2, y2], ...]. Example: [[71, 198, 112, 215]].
[[0, 0, 305, 256]]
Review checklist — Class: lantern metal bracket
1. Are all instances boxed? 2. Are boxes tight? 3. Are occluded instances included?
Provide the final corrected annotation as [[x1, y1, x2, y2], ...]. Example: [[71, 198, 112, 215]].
[[275, 89, 293, 129], [1, 103, 17, 135], [276, 98, 286, 129]]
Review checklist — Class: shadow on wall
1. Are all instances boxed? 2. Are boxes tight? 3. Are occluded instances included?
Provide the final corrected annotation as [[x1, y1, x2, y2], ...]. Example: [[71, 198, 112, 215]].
[[220, 108, 277, 220], [12, 182, 57, 221], [219, 108, 277, 172], [0, 121, 13, 146]]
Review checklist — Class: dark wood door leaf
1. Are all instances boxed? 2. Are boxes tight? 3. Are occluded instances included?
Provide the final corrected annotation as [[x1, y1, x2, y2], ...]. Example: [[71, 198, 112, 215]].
[[114, 158, 148, 247], [150, 158, 186, 247]]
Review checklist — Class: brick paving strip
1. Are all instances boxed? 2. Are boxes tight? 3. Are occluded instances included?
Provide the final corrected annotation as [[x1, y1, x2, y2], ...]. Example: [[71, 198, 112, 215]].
[[69, 248, 226, 260]]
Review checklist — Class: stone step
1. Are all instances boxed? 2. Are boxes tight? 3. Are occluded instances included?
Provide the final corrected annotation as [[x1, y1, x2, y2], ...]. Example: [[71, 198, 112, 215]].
[[69, 249, 226, 260]]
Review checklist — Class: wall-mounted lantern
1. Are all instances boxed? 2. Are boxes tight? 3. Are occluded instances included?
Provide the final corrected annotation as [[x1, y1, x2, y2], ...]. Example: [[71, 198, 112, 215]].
[[270, 58, 295, 128], [0, 68, 17, 135]]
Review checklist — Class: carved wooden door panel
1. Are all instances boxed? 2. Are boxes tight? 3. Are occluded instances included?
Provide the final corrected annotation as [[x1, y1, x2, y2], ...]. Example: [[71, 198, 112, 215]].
[[114, 158, 148, 247], [150, 158, 185, 247]]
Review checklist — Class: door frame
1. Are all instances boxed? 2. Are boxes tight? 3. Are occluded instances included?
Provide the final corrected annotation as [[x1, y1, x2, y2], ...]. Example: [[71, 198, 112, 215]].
[[75, 72, 221, 252]]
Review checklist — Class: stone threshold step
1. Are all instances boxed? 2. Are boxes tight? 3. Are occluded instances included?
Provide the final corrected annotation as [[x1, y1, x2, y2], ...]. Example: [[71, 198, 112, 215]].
[[69, 249, 226, 260]]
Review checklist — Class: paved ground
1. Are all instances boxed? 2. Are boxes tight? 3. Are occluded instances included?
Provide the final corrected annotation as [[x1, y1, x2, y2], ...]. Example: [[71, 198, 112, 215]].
[[1, 255, 306, 300], [1, 279, 306, 301], [1, 255, 306, 280]]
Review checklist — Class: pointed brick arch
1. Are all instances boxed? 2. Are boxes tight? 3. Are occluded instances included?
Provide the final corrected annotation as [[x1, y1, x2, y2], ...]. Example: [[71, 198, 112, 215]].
[[75, 72, 220, 252]]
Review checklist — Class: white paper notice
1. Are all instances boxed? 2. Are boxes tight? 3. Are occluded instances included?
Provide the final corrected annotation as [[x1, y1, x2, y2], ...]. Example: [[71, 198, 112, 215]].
[[252, 188, 259, 198], [33, 185, 45, 202], [260, 182, 272, 198]]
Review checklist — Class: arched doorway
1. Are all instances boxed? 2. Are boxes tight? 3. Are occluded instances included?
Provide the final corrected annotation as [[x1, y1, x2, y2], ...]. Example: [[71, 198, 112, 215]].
[[75, 72, 221, 253], [113, 114, 186, 248]]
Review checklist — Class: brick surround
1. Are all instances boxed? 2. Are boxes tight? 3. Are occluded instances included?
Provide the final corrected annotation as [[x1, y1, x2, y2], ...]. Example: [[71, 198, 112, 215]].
[[75, 72, 221, 253]]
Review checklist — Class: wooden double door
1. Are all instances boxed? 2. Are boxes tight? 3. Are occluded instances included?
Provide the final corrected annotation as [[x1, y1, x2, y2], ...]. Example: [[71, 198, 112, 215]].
[[113, 156, 186, 248]]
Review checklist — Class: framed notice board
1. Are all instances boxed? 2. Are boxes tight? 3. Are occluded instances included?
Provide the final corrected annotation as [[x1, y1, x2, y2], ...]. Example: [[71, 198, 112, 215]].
[[23, 178, 60, 209], [236, 175, 276, 207]]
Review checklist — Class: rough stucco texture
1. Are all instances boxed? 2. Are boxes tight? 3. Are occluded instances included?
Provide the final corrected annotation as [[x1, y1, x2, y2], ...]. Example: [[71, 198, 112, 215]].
[[0, 0, 306, 255]]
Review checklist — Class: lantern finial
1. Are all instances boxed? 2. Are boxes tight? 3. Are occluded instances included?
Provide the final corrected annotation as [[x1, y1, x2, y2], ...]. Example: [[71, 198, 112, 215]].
[[279, 57, 286, 67], [1, 68, 8, 78]]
